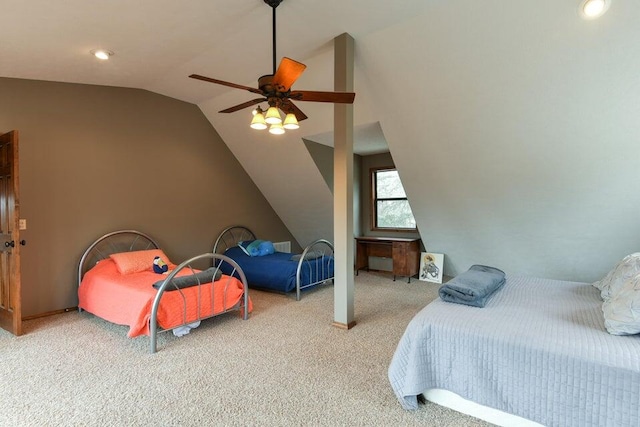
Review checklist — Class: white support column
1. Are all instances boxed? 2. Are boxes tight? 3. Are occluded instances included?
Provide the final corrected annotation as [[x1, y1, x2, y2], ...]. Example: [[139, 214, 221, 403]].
[[332, 33, 356, 329]]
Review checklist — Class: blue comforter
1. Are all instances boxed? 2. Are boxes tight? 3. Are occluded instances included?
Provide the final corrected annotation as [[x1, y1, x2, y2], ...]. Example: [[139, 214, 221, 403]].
[[220, 246, 333, 293]]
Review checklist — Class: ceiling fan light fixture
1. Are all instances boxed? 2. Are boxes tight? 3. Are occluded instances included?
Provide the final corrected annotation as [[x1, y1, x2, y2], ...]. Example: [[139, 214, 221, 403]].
[[268, 123, 285, 135], [283, 113, 299, 130], [264, 106, 282, 124], [188, 0, 354, 138], [250, 110, 268, 130]]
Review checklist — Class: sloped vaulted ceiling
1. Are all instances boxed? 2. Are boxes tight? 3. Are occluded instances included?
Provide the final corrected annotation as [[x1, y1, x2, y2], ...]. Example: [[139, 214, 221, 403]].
[[3, 0, 640, 281]]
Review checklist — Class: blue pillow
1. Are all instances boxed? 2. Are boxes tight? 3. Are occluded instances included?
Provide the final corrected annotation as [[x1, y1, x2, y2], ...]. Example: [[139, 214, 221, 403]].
[[238, 240, 257, 256], [246, 240, 264, 256], [239, 239, 268, 257], [256, 241, 275, 257], [238, 240, 275, 257], [237, 240, 251, 256]]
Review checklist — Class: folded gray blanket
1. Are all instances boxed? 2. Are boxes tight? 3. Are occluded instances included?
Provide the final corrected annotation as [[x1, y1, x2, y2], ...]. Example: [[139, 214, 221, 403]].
[[152, 267, 222, 291], [438, 264, 505, 307]]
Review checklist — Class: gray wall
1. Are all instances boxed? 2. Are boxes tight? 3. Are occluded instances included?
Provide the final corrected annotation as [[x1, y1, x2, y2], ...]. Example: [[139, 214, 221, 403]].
[[357, 1, 640, 281], [360, 152, 420, 241], [0, 77, 295, 317], [359, 152, 420, 272], [303, 139, 365, 238], [303, 144, 421, 244], [305, 145, 419, 272], [304, 138, 335, 191]]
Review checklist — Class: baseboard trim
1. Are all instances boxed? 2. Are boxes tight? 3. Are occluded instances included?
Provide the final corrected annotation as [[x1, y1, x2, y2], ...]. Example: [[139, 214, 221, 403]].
[[23, 306, 77, 321], [331, 320, 357, 330]]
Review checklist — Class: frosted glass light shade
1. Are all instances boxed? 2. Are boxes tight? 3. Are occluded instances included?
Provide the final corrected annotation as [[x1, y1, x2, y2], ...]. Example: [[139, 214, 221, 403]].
[[268, 123, 285, 135], [250, 112, 267, 130], [282, 113, 299, 130], [265, 107, 282, 124]]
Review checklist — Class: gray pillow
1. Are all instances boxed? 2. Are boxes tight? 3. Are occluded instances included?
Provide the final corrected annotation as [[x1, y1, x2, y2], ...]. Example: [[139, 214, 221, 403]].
[[290, 251, 323, 262], [602, 273, 640, 335], [153, 267, 222, 291], [592, 253, 640, 301]]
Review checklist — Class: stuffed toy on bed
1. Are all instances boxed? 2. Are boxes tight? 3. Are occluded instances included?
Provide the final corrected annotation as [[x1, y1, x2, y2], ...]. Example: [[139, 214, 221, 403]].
[[153, 256, 169, 274]]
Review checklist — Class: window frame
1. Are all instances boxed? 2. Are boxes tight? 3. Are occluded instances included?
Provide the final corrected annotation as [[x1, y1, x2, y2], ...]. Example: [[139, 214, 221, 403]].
[[370, 166, 417, 232]]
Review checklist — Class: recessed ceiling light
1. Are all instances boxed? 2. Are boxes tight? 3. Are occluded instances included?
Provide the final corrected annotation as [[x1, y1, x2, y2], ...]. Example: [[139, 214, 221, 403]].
[[90, 49, 114, 60], [579, 0, 611, 19]]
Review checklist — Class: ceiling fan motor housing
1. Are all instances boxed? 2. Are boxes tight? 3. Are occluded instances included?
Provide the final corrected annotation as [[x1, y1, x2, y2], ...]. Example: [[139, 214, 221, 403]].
[[264, 0, 283, 8], [258, 75, 290, 110], [258, 75, 274, 93]]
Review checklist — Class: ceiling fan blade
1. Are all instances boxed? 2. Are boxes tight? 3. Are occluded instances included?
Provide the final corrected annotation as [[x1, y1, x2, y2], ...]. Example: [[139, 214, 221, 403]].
[[289, 90, 355, 104], [272, 57, 307, 92], [219, 98, 266, 114], [189, 74, 263, 95], [280, 99, 308, 122]]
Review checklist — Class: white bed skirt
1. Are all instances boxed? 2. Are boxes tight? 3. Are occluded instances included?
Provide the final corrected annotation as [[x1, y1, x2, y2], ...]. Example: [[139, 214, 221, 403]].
[[423, 389, 544, 427]]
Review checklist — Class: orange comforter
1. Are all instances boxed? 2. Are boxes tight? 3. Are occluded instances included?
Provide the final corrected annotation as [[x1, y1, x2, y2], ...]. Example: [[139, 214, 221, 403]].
[[78, 259, 252, 337]]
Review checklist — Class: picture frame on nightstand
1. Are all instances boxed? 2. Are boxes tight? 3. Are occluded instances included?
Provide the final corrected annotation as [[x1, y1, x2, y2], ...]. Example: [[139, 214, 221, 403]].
[[419, 252, 444, 284]]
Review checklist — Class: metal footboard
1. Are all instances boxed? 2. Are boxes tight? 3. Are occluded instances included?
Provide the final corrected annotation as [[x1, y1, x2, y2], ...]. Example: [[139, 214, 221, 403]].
[[295, 239, 335, 301], [77, 230, 250, 354], [149, 253, 249, 353]]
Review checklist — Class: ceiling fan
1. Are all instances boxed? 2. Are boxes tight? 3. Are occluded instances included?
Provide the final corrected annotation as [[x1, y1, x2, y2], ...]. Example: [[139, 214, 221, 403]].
[[189, 0, 355, 132]]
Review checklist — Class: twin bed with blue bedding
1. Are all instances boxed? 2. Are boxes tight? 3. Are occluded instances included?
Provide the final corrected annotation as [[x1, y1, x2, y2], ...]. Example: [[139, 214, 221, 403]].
[[213, 226, 334, 300]]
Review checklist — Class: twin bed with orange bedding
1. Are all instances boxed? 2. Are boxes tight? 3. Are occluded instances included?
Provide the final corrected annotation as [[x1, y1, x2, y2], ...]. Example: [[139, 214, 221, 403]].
[[78, 230, 252, 353]]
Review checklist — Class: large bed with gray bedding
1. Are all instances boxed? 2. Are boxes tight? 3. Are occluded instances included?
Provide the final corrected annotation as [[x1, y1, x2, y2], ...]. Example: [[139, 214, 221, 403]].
[[388, 275, 640, 426]]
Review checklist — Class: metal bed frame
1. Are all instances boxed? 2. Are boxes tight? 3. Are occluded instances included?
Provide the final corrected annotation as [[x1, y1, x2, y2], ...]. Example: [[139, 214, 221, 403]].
[[213, 225, 334, 301], [78, 230, 250, 353]]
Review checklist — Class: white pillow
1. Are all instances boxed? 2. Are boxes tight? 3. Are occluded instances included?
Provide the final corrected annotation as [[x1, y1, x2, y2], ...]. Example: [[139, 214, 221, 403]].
[[602, 273, 640, 335], [592, 253, 640, 301]]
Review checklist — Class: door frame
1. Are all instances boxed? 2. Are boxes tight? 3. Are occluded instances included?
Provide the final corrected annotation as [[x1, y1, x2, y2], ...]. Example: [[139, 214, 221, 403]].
[[0, 130, 22, 336]]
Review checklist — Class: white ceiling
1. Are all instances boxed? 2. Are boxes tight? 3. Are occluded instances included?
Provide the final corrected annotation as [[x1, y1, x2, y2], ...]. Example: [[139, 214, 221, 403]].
[[305, 122, 390, 156], [1, 0, 426, 106], [2, 0, 411, 155]]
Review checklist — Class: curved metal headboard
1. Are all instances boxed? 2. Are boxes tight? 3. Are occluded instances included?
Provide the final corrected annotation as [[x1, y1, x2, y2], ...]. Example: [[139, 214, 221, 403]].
[[213, 225, 256, 254], [78, 230, 160, 287]]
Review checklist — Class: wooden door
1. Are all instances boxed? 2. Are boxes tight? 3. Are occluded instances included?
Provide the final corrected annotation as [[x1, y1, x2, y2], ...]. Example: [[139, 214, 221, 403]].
[[0, 130, 21, 336]]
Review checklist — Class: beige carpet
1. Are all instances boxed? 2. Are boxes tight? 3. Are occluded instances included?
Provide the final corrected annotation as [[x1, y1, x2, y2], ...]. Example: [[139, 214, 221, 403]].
[[0, 271, 492, 427]]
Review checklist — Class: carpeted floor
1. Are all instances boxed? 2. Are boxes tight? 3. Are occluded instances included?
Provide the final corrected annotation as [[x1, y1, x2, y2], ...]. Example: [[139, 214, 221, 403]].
[[0, 271, 493, 427]]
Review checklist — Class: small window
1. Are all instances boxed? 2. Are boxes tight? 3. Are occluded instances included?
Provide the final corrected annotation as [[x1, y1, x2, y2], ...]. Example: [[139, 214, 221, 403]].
[[371, 167, 416, 231]]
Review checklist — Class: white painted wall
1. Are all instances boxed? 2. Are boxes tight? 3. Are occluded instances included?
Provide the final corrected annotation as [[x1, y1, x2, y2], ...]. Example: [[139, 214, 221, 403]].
[[199, 0, 640, 283], [357, 0, 640, 281]]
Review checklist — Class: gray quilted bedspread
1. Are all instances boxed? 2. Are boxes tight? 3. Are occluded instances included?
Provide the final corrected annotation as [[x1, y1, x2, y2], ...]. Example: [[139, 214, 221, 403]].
[[388, 276, 640, 427]]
